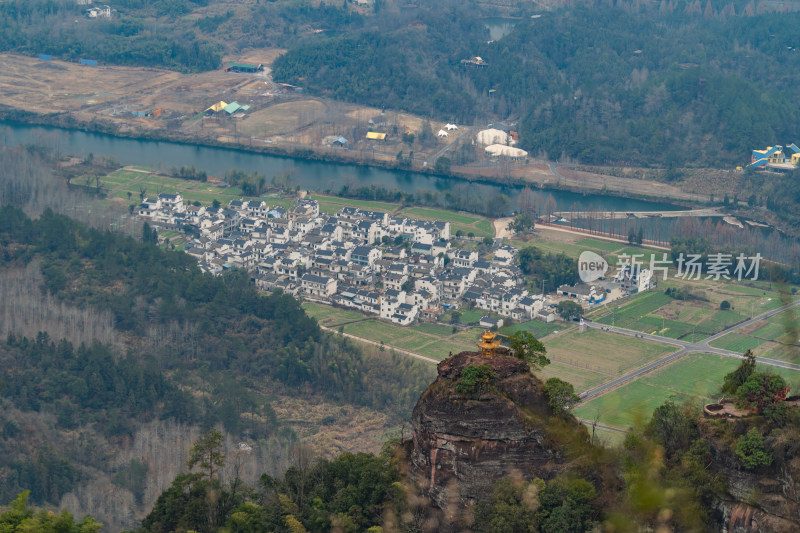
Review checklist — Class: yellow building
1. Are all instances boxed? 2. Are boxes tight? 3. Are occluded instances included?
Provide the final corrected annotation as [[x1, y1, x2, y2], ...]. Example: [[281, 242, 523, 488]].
[[476, 330, 502, 358]]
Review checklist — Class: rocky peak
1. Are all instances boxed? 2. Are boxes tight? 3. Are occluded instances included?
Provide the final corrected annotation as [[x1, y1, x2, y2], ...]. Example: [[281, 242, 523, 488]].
[[408, 351, 584, 515]]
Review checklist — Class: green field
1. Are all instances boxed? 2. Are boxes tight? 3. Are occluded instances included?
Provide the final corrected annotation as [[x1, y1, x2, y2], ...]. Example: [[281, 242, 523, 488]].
[[540, 360, 611, 393], [308, 194, 400, 215], [301, 302, 369, 326], [71, 167, 298, 209], [499, 319, 561, 339], [512, 236, 664, 262], [709, 333, 766, 352], [592, 291, 672, 327], [708, 307, 799, 359], [411, 323, 456, 337], [510, 238, 589, 258], [400, 207, 481, 225], [544, 328, 676, 378], [455, 309, 485, 325], [590, 287, 774, 340], [414, 328, 485, 360], [302, 303, 483, 361], [589, 427, 627, 447], [573, 353, 800, 430]]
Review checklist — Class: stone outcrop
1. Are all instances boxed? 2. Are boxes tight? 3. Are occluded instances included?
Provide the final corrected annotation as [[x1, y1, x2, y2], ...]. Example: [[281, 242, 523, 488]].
[[408, 351, 583, 513], [700, 418, 800, 532]]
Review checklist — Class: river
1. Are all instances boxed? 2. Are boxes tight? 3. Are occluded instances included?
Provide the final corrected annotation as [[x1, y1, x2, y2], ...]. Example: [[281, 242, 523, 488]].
[[0, 121, 681, 218]]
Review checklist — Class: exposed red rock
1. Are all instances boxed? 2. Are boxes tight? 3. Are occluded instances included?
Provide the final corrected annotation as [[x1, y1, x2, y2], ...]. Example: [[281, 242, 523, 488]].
[[408, 351, 584, 514]]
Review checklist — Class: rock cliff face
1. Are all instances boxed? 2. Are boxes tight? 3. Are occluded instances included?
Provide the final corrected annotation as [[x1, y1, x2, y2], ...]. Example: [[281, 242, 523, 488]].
[[408, 351, 579, 512], [703, 420, 800, 533]]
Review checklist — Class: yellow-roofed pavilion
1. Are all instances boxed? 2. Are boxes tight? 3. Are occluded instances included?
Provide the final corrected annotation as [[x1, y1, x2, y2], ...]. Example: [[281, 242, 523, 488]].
[[476, 330, 502, 358]]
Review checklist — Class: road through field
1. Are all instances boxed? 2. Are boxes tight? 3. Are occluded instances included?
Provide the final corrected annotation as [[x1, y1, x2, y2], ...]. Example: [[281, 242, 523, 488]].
[[580, 298, 800, 401], [318, 324, 440, 365]]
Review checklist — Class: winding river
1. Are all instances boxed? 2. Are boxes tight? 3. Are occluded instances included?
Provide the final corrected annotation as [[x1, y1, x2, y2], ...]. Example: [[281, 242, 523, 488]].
[[0, 121, 681, 217]]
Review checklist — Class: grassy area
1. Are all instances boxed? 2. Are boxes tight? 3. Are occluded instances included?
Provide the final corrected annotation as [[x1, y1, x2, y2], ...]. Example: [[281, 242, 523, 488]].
[[540, 361, 610, 393], [511, 235, 663, 261], [308, 194, 400, 215], [301, 302, 369, 326], [499, 320, 562, 339], [590, 284, 787, 340], [589, 427, 627, 448], [72, 166, 300, 209], [400, 207, 481, 225], [575, 238, 627, 253], [302, 303, 483, 361], [414, 329, 484, 361], [510, 238, 589, 258], [411, 323, 456, 337], [573, 353, 800, 430], [592, 291, 672, 327], [544, 328, 676, 378], [709, 333, 766, 352], [456, 309, 485, 325]]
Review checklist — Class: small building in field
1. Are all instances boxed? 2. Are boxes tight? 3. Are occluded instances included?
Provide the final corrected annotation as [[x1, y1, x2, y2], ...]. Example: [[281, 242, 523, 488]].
[[479, 316, 504, 329], [366, 132, 387, 141], [205, 101, 228, 115], [225, 62, 264, 73]]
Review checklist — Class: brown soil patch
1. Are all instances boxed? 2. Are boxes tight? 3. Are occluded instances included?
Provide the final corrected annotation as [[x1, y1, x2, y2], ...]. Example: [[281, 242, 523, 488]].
[[239, 100, 328, 137]]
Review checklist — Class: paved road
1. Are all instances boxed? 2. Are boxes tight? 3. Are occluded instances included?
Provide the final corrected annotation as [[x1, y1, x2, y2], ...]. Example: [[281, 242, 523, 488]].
[[580, 298, 800, 402], [426, 127, 472, 165], [576, 419, 627, 435]]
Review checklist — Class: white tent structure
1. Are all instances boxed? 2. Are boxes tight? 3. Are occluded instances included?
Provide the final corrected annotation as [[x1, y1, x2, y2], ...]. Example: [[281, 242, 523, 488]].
[[485, 144, 528, 160], [476, 128, 508, 146], [437, 129, 449, 138]]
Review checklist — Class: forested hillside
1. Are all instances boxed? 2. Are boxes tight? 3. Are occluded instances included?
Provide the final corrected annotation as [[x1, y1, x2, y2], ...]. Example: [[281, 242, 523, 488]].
[[0, 0, 221, 72], [0, 182, 433, 527], [274, 4, 800, 167], [0, 0, 362, 72]]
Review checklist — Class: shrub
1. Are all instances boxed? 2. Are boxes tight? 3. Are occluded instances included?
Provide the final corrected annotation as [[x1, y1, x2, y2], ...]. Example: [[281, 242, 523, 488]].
[[720, 300, 731, 310], [544, 378, 580, 413], [736, 372, 790, 421], [456, 365, 496, 395], [734, 428, 772, 469], [508, 331, 550, 371]]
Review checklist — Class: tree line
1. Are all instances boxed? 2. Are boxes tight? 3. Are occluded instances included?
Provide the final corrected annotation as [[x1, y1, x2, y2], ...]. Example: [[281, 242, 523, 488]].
[[273, 5, 800, 168], [0, 0, 220, 72]]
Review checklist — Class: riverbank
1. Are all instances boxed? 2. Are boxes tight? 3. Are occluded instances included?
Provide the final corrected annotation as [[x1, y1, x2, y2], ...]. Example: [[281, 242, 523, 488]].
[[0, 106, 705, 211]]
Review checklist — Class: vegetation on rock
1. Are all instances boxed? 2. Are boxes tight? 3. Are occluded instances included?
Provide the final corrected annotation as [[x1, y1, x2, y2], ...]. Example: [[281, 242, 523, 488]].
[[507, 330, 550, 371]]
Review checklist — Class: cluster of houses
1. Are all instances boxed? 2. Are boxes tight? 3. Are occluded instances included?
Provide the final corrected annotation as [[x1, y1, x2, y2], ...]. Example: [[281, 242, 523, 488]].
[[138, 194, 559, 326]]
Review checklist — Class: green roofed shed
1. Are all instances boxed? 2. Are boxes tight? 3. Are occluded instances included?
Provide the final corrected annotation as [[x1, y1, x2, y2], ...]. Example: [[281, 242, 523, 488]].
[[223, 102, 242, 114], [225, 62, 263, 73]]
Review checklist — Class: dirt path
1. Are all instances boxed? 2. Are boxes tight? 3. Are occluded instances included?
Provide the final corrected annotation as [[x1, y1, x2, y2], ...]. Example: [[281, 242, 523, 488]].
[[319, 324, 440, 365], [493, 217, 514, 239]]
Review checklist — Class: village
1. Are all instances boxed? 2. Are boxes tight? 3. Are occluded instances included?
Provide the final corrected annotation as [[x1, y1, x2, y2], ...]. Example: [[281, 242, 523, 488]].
[[137, 192, 652, 330]]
